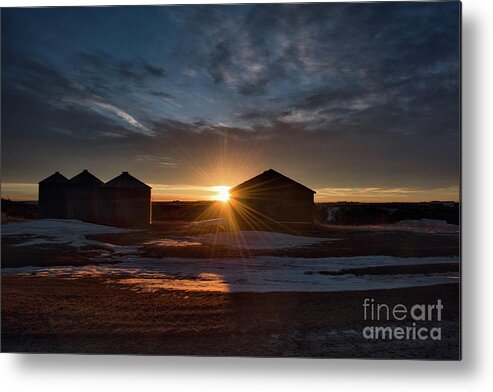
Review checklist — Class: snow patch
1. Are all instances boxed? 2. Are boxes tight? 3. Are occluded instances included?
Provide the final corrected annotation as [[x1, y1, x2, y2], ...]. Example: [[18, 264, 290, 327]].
[[144, 239, 202, 247], [198, 231, 333, 249], [3, 255, 459, 293], [1, 219, 134, 248], [188, 218, 226, 228]]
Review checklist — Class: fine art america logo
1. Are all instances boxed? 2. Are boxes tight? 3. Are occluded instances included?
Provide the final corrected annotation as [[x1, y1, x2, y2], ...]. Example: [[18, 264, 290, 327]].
[[362, 298, 443, 341]]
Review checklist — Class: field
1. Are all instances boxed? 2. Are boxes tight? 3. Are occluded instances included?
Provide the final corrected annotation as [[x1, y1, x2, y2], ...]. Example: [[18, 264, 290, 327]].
[[1, 214, 460, 358]]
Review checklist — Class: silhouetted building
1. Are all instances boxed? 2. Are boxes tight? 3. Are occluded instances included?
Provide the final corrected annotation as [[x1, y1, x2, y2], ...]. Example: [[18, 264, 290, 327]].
[[229, 169, 316, 231], [99, 172, 151, 227], [38, 171, 69, 218], [67, 169, 104, 223], [37, 170, 152, 227]]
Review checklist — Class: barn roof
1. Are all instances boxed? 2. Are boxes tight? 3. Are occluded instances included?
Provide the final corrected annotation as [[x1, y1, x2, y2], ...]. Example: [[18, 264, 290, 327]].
[[104, 172, 151, 189], [39, 171, 69, 185], [69, 169, 104, 185], [231, 169, 316, 194]]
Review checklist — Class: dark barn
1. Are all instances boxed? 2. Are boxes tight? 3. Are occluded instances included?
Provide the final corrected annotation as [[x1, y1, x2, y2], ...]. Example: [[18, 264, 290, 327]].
[[66, 169, 103, 223], [99, 172, 151, 227], [38, 172, 69, 218], [229, 169, 316, 231]]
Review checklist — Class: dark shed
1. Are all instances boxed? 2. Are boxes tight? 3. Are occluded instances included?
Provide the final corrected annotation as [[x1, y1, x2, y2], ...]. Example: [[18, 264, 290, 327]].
[[99, 172, 151, 227], [67, 169, 103, 223], [229, 169, 316, 230], [38, 172, 69, 218]]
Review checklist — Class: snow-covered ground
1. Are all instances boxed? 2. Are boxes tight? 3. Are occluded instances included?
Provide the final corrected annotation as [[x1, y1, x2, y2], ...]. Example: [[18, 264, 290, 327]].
[[144, 239, 203, 247], [2, 220, 331, 250], [2, 255, 459, 293], [198, 231, 334, 249], [1, 219, 134, 248], [187, 218, 226, 228], [2, 219, 459, 293]]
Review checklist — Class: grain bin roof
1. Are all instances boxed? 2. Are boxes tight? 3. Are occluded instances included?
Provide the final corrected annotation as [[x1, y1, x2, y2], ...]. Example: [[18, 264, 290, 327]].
[[69, 169, 104, 185], [39, 171, 69, 185], [231, 169, 316, 194], [104, 172, 151, 189]]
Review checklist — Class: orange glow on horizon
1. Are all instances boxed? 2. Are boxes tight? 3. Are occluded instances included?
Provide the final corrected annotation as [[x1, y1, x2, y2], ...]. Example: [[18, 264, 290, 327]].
[[1, 182, 459, 203]]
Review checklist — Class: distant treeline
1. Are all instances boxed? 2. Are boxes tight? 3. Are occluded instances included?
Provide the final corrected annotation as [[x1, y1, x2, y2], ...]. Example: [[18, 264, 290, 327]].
[[151, 201, 460, 226], [152, 201, 218, 223], [1, 199, 38, 220], [316, 202, 459, 226], [2, 199, 459, 226]]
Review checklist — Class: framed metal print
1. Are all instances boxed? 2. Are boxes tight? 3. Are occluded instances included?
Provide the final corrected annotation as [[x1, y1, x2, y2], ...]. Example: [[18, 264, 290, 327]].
[[1, 1, 461, 359]]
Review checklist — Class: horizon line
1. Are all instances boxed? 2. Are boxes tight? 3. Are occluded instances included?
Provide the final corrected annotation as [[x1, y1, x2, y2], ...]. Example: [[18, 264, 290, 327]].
[[2, 197, 460, 204]]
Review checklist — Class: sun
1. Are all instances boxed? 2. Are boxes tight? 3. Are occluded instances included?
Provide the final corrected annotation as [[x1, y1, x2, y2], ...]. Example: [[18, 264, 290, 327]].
[[212, 186, 231, 202]]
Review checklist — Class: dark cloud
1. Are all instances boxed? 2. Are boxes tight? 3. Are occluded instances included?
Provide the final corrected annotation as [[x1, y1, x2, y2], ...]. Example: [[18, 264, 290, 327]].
[[150, 91, 174, 99], [139, 58, 167, 78], [189, 2, 459, 106], [208, 41, 232, 84], [115, 60, 167, 81]]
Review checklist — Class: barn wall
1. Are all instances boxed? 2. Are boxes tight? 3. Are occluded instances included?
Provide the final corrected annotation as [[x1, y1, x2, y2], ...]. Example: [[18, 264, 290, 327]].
[[230, 186, 314, 230]]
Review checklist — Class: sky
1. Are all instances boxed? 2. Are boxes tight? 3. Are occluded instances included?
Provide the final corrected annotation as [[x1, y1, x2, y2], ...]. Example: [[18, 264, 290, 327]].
[[1, 2, 460, 202]]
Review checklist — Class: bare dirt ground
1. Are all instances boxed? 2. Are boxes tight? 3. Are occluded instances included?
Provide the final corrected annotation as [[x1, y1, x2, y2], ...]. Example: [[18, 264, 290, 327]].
[[1, 276, 460, 359]]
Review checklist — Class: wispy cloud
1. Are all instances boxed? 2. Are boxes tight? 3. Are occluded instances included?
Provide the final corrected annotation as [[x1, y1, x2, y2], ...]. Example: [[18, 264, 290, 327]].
[[134, 154, 183, 168], [86, 100, 155, 136]]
